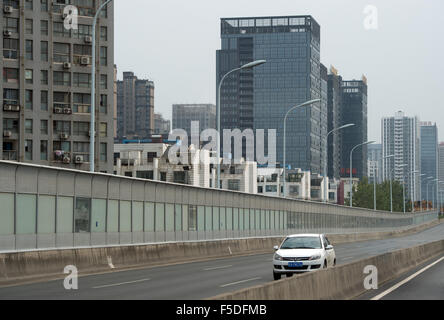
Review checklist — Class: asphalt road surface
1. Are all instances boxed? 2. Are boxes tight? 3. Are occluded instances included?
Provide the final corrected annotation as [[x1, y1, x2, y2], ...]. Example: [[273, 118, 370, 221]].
[[1, 223, 443, 300]]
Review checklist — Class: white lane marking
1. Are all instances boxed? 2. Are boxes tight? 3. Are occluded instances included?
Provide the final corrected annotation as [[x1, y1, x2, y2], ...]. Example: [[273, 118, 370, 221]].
[[228, 246, 232, 255], [93, 278, 151, 289], [220, 277, 262, 288], [203, 265, 233, 271], [371, 256, 444, 300]]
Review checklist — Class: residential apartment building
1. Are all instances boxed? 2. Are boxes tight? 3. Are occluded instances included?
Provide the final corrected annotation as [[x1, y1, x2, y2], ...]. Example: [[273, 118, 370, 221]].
[[368, 143, 382, 183], [154, 113, 170, 135], [257, 167, 311, 200], [116, 71, 154, 141], [382, 111, 421, 202], [216, 16, 324, 174], [1, 0, 115, 172]]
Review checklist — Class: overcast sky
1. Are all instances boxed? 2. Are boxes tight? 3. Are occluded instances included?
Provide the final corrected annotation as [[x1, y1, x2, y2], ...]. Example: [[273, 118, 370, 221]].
[[115, 0, 444, 143]]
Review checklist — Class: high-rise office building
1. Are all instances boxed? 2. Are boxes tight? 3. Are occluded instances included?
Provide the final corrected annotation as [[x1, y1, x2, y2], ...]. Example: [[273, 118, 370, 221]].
[[172, 104, 216, 142], [327, 66, 343, 179], [320, 64, 328, 177], [154, 113, 171, 135], [216, 16, 323, 173], [420, 122, 438, 200], [0, 0, 115, 173], [339, 77, 368, 180], [117, 72, 154, 141], [368, 144, 382, 183], [382, 111, 421, 202], [438, 142, 444, 187]]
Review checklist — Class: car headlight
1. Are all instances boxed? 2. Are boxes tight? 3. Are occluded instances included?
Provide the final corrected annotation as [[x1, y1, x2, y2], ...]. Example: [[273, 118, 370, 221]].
[[309, 255, 321, 261], [274, 253, 283, 261]]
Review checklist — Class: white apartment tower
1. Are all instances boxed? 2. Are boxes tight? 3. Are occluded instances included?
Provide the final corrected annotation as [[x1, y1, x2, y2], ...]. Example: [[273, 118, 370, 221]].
[[382, 111, 421, 202]]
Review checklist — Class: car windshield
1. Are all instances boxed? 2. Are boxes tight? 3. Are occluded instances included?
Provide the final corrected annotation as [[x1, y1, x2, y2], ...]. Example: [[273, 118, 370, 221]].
[[280, 237, 322, 249]]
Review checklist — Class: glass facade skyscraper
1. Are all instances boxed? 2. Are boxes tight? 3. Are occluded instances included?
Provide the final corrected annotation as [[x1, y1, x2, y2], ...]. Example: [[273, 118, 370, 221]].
[[420, 122, 438, 200], [340, 79, 368, 180], [216, 16, 324, 174]]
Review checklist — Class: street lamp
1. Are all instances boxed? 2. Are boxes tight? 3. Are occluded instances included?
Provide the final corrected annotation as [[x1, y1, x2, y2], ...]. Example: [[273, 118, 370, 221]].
[[90, 0, 113, 172], [282, 99, 320, 197], [349, 141, 375, 208], [418, 174, 427, 211], [323, 123, 355, 203], [408, 171, 420, 213], [216, 60, 266, 189]]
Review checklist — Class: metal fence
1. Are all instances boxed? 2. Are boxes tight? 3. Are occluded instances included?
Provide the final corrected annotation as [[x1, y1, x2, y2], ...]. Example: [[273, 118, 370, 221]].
[[0, 161, 438, 252]]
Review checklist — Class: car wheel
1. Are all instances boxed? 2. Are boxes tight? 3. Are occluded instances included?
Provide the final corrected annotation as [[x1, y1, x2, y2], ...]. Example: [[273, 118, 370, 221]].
[[323, 260, 328, 269], [286, 273, 293, 278], [333, 259, 337, 267], [273, 272, 281, 281]]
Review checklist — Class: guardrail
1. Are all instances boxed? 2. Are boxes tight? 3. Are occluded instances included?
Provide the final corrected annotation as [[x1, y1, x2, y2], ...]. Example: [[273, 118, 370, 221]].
[[0, 161, 438, 252]]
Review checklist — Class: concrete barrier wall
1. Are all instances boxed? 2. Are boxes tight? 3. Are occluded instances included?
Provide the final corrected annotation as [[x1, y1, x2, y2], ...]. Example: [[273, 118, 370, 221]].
[[210, 240, 444, 300], [0, 219, 441, 287], [0, 161, 438, 253]]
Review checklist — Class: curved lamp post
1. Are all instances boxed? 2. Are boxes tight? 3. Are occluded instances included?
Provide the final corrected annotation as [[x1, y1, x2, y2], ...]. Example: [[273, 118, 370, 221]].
[[90, 0, 113, 172], [216, 60, 266, 188], [323, 124, 355, 203], [282, 99, 320, 197], [349, 141, 375, 208]]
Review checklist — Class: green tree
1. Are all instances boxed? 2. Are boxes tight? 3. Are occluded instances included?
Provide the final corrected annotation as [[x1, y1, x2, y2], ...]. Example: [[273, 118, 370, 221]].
[[345, 177, 409, 213]]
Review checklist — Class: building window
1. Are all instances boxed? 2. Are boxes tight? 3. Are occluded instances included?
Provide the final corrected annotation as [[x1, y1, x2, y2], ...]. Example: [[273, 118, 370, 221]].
[[53, 42, 70, 63], [266, 185, 278, 193], [100, 94, 108, 113], [73, 44, 91, 64], [73, 73, 91, 88], [100, 74, 107, 89], [100, 143, 107, 162], [53, 22, 70, 38], [136, 171, 154, 179], [3, 89, 19, 105], [53, 91, 71, 109], [3, 68, 19, 83], [40, 141, 48, 161], [40, 120, 48, 135], [100, 123, 107, 138], [73, 24, 92, 38], [25, 90, 33, 110], [40, 20, 48, 36], [3, 118, 19, 133], [53, 121, 71, 135], [160, 172, 167, 182], [3, 38, 19, 59], [41, 41, 48, 61], [40, 0, 48, 12], [228, 179, 240, 191], [100, 26, 107, 41], [25, 119, 33, 134], [25, 140, 33, 161], [25, 0, 33, 10], [73, 122, 89, 136], [25, 69, 33, 84], [4, 18, 19, 33], [100, 47, 107, 66], [74, 142, 90, 162], [41, 70, 48, 85], [53, 71, 71, 86], [41, 91, 48, 111], [25, 19, 33, 34], [25, 40, 33, 60], [73, 93, 91, 113]]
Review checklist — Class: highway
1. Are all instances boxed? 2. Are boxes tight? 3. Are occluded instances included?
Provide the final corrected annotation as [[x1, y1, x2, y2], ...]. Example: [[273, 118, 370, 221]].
[[0, 222, 443, 300], [358, 254, 444, 300]]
